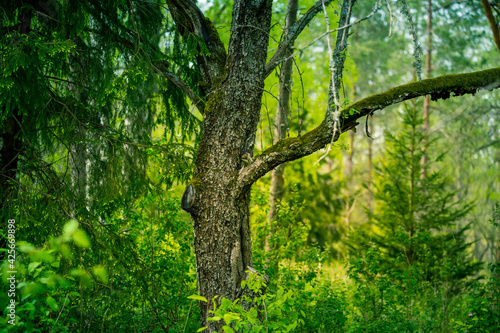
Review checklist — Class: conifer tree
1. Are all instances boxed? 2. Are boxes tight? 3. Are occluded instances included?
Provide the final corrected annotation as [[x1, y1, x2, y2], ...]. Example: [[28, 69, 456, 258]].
[[351, 105, 481, 285]]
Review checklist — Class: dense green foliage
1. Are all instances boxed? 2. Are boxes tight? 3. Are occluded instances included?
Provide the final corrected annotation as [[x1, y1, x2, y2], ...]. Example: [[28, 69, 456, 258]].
[[1, 0, 499, 332]]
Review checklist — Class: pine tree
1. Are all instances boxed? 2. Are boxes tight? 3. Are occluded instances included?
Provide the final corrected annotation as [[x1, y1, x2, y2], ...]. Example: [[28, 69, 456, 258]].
[[351, 104, 481, 286]]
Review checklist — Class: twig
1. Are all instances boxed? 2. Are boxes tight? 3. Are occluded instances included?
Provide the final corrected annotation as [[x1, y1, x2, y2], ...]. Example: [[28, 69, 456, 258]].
[[51, 294, 69, 332]]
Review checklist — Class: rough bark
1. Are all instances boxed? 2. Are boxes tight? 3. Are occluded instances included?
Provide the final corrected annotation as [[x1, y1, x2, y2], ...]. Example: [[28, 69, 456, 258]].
[[267, 0, 298, 252], [177, 1, 274, 330]]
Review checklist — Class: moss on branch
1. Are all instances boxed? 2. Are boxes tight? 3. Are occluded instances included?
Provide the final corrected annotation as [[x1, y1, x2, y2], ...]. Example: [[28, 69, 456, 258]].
[[343, 67, 500, 123], [237, 67, 500, 193]]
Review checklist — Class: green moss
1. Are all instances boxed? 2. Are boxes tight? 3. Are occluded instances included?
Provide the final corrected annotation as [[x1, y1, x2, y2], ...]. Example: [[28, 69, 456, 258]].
[[204, 89, 224, 115], [344, 67, 500, 118], [260, 137, 300, 155], [190, 177, 203, 189], [204, 18, 227, 77]]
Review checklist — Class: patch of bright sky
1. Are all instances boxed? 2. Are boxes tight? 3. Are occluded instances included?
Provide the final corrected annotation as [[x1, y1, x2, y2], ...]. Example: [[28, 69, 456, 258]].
[[197, 0, 210, 12]]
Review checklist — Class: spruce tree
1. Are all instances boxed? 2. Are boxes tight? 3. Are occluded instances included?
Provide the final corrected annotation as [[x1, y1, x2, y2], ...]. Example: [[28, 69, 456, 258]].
[[351, 104, 481, 286]]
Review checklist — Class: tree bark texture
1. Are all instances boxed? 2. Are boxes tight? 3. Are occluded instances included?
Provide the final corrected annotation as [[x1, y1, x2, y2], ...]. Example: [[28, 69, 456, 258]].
[[176, 1, 274, 330]]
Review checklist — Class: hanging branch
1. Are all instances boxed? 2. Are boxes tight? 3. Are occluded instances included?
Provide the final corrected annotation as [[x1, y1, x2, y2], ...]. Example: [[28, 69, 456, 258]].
[[316, 0, 356, 164]]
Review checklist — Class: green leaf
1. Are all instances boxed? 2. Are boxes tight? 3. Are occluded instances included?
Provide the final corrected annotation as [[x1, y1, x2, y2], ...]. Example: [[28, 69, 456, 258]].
[[222, 326, 234, 333], [63, 220, 79, 240], [28, 262, 41, 273], [196, 327, 207, 332], [73, 229, 90, 248], [92, 265, 108, 284], [207, 316, 221, 321], [188, 295, 208, 302], [46, 296, 58, 311], [223, 313, 240, 324]]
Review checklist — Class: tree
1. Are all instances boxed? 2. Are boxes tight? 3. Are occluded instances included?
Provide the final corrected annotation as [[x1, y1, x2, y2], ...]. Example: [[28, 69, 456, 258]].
[[169, 1, 499, 329], [351, 105, 480, 280], [2, 1, 500, 331]]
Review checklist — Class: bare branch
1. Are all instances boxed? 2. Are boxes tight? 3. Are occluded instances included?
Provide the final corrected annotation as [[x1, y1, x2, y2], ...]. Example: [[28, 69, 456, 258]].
[[236, 67, 500, 193], [264, 0, 335, 77], [478, 139, 500, 151], [266, 0, 382, 78]]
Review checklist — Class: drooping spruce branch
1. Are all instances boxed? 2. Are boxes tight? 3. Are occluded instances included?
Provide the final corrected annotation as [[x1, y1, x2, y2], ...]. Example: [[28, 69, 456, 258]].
[[153, 64, 205, 112], [236, 67, 500, 193]]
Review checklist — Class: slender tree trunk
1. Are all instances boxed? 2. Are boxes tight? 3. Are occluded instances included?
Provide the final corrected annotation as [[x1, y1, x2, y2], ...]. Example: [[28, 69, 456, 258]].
[[71, 125, 87, 214], [0, 113, 21, 208], [266, 0, 298, 252], [421, 0, 432, 178], [346, 130, 355, 176], [366, 124, 373, 211], [480, 0, 500, 53], [347, 25, 359, 179]]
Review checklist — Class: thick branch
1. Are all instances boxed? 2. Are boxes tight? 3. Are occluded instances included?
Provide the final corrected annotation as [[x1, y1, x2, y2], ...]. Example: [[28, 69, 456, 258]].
[[166, 0, 227, 86], [264, 0, 334, 78], [236, 67, 500, 193], [166, 0, 210, 41]]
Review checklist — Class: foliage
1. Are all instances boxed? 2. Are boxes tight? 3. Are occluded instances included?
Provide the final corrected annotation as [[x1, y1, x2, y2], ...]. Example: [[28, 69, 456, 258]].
[[1, 220, 94, 332], [1, 188, 198, 332]]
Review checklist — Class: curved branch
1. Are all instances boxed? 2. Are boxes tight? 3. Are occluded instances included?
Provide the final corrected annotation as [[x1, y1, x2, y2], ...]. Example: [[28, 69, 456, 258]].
[[154, 64, 205, 111], [166, 0, 227, 86], [166, 0, 209, 41], [236, 67, 500, 193], [264, 0, 335, 78]]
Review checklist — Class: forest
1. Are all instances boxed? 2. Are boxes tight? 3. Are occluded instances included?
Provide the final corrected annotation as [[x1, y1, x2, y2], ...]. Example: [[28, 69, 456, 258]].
[[1, 0, 499, 332]]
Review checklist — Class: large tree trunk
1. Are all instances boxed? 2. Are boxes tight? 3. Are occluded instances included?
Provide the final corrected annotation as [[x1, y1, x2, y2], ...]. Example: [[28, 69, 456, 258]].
[[179, 2, 273, 330]]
